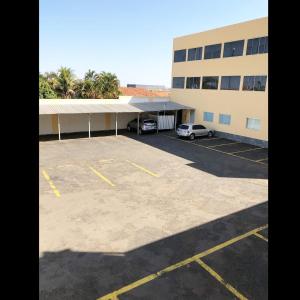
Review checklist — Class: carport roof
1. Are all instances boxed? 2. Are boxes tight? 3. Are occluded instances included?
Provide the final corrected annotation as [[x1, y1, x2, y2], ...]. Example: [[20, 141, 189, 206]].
[[39, 99, 193, 115]]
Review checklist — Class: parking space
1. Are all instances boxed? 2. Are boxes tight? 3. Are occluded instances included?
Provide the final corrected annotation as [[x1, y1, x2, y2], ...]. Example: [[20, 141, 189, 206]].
[[100, 223, 267, 300], [192, 137, 239, 147], [160, 132, 268, 165], [39, 132, 268, 300]]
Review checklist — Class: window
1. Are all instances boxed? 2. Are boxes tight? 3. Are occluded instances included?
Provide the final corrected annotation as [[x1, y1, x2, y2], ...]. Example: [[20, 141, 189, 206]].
[[188, 47, 202, 61], [192, 125, 206, 130], [186, 77, 201, 89], [242, 76, 267, 91], [204, 44, 222, 59], [246, 118, 261, 130], [254, 76, 267, 91], [258, 37, 268, 53], [221, 76, 241, 90], [246, 36, 268, 55], [202, 76, 219, 89], [172, 77, 185, 89], [223, 40, 244, 57], [219, 114, 231, 125], [143, 119, 155, 124], [178, 124, 189, 129], [174, 49, 186, 62], [203, 112, 214, 122]]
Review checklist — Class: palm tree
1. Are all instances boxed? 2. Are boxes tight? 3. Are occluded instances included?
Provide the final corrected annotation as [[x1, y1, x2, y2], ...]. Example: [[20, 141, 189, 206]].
[[55, 67, 76, 98], [73, 79, 85, 98], [73, 70, 100, 99], [84, 69, 97, 81], [83, 69, 100, 98], [96, 72, 121, 99], [39, 68, 121, 99]]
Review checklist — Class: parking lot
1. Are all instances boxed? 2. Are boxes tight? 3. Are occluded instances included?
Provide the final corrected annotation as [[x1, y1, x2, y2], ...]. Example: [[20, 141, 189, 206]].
[[162, 131, 268, 165], [39, 131, 268, 300]]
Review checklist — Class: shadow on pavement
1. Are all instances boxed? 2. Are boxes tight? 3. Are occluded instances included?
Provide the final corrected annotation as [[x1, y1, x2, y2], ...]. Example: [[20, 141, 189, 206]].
[[124, 132, 268, 179], [40, 202, 268, 300]]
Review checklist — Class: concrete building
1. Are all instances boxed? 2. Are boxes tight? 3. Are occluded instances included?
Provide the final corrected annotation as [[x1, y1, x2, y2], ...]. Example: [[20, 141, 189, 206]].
[[170, 17, 268, 147]]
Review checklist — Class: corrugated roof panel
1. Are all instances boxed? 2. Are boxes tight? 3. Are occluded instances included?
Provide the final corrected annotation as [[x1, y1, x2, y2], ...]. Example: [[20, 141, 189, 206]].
[[39, 101, 193, 115]]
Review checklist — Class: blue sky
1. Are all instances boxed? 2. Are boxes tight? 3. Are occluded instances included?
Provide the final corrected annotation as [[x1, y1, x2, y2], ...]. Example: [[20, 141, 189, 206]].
[[40, 0, 268, 87]]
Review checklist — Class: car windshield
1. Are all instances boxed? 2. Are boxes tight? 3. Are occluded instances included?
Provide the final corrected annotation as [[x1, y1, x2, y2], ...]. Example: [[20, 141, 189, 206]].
[[178, 125, 189, 129], [143, 119, 155, 123]]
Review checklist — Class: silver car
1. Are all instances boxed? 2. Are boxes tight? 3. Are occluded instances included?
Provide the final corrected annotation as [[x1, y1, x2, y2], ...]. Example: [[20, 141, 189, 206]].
[[176, 123, 215, 140], [127, 118, 157, 135]]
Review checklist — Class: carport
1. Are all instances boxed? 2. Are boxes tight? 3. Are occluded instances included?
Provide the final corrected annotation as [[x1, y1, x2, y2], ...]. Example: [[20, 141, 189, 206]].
[[39, 99, 194, 140]]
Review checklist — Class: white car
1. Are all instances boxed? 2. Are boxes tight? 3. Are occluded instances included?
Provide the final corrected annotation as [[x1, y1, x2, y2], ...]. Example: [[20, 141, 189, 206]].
[[127, 118, 157, 135], [176, 123, 215, 140]]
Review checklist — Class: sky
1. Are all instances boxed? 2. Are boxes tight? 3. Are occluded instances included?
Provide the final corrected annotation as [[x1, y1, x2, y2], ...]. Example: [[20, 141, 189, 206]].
[[40, 0, 268, 88]]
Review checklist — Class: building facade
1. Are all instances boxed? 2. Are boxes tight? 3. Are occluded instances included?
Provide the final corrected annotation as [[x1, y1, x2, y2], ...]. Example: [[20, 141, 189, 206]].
[[170, 17, 268, 147]]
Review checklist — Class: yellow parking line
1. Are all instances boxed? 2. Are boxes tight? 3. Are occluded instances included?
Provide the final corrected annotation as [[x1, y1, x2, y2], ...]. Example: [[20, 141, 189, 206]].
[[162, 134, 267, 166], [231, 147, 262, 154], [209, 142, 241, 148], [88, 165, 115, 187], [126, 160, 159, 177], [42, 170, 61, 198], [97, 224, 267, 300], [99, 159, 115, 163], [196, 259, 248, 300], [254, 232, 268, 242], [56, 164, 74, 168], [256, 158, 268, 162]]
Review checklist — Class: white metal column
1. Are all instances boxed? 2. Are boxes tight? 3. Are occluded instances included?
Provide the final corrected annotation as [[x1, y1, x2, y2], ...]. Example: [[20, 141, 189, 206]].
[[88, 114, 91, 138], [115, 113, 118, 136], [174, 110, 177, 132], [137, 113, 140, 135], [157, 111, 159, 134], [57, 114, 61, 141]]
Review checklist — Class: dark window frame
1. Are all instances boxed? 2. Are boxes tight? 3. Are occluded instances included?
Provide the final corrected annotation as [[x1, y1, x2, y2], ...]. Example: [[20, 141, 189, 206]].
[[188, 47, 202, 61], [223, 40, 244, 57], [172, 77, 185, 89], [202, 76, 219, 89], [174, 49, 186, 62], [242, 76, 267, 91], [246, 36, 268, 55], [221, 76, 241, 90], [204, 44, 222, 59], [186, 77, 201, 89]]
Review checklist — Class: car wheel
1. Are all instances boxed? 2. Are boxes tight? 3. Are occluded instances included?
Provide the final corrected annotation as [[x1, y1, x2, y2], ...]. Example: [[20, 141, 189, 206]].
[[189, 133, 195, 140], [208, 131, 213, 138], [127, 125, 131, 132]]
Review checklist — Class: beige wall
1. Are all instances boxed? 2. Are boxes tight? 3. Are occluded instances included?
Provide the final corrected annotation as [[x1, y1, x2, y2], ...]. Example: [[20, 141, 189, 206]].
[[39, 115, 53, 135], [171, 17, 268, 141], [39, 113, 138, 135]]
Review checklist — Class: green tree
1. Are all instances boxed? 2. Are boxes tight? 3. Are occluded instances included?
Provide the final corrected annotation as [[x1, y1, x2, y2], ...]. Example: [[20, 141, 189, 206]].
[[96, 72, 121, 99], [83, 69, 100, 98], [74, 69, 100, 98], [39, 75, 57, 98], [55, 67, 76, 98], [40, 68, 121, 99]]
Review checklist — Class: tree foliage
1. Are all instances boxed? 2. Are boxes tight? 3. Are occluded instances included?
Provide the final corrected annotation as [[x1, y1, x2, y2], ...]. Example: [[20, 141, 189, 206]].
[[39, 68, 121, 99], [39, 75, 57, 99]]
